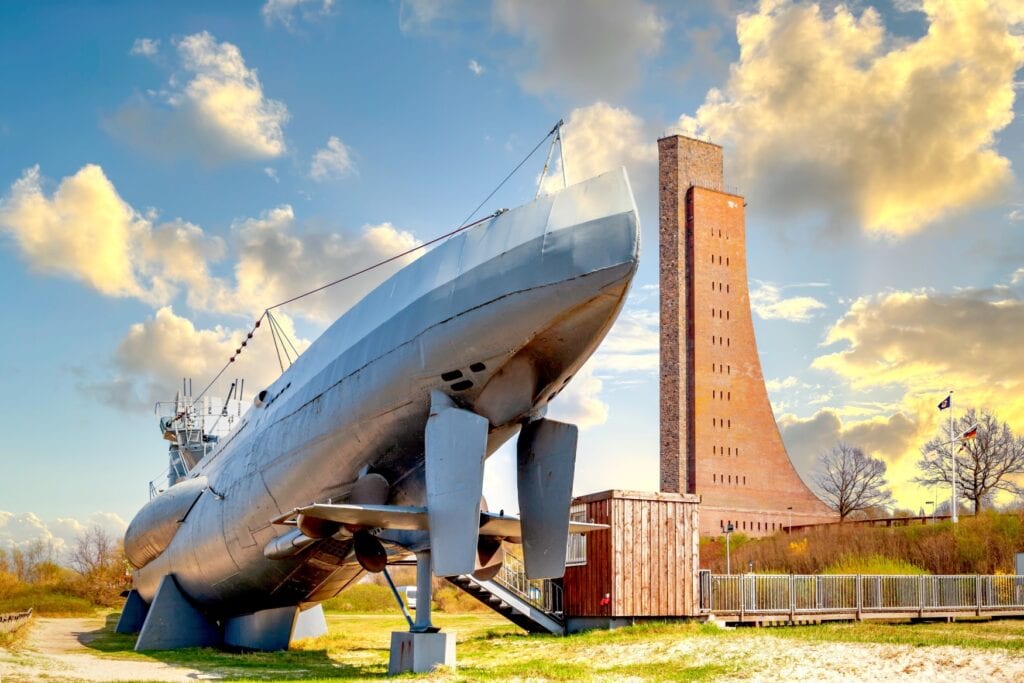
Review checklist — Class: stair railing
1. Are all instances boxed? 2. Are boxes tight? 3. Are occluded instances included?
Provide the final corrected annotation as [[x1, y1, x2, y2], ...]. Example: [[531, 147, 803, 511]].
[[492, 552, 563, 617]]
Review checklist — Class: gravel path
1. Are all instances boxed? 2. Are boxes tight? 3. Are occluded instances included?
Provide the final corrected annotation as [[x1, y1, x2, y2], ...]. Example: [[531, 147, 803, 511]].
[[0, 617, 206, 682]]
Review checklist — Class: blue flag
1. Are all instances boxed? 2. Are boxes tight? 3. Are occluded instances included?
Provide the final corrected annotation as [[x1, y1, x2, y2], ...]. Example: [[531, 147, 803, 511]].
[[937, 395, 951, 410]]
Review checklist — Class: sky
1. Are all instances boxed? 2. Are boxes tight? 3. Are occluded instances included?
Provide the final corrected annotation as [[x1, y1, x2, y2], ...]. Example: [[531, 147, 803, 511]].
[[0, 0, 1022, 553]]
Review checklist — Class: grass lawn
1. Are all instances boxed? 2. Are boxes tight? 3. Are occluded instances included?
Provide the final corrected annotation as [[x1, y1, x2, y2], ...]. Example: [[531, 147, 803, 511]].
[[45, 611, 1024, 681]]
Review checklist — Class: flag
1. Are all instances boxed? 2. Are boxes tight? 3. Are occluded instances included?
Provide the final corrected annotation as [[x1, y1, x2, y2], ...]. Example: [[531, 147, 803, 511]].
[[937, 395, 951, 410], [961, 425, 978, 440]]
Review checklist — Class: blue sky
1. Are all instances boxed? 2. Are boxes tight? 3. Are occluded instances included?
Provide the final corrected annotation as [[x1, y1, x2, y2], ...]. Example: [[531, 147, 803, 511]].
[[0, 0, 1021, 550]]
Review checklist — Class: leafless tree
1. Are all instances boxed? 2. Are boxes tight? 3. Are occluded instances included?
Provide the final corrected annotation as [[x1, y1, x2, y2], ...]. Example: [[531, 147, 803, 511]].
[[815, 443, 894, 520], [69, 525, 128, 605], [915, 408, 1024, 514]]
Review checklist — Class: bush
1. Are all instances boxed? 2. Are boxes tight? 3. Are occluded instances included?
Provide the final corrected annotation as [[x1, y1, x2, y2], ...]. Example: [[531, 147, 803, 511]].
[[0, 585, 95, 616], [433, 585, 489, 613], [701, 510, 1024, 575], [321, 584, 397, 613]]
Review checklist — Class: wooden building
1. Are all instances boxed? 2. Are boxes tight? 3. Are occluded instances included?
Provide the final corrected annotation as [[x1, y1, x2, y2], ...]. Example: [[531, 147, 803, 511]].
[[562, 490, 700, 631]]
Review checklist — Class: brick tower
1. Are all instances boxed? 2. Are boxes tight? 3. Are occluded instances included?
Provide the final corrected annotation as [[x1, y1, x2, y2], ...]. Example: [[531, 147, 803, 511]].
[[658, 135, 836, 536]]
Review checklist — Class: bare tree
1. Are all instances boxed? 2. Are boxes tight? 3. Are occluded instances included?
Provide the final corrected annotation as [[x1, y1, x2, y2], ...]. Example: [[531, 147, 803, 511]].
[[69, 525, 128, 605], [915, 408, 1024, 514], [814, 443, 894, 520]]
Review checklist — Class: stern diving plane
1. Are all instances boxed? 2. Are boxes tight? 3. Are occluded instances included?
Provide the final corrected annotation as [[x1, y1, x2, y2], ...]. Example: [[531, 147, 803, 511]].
[[118, 168, 640, 650]]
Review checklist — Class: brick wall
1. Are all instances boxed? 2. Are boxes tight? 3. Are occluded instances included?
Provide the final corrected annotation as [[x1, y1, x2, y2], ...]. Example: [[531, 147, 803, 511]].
[[658, 135, 837, 536]]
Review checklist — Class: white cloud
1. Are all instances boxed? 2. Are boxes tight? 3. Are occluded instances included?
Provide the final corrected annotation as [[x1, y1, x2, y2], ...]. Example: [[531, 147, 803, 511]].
[[468, 59, 485, 76], [546, 361, 609, 430], [109, 31, 289, 163], [593, 306, 659, 375], [0, 164, 223, 304], [262, 0, 335, 29], [130, 38, 160, 58], [398, 0, 451, 33], [765, 376, 800, 392], [539, 102, 657, 195], [749, 282, 826, 322], [264, 167, 279, 182], [0, 511, 127, 556], [682, 0, 1024, 236], [493, 0, 666, 100], [309, 136, 356, 182]]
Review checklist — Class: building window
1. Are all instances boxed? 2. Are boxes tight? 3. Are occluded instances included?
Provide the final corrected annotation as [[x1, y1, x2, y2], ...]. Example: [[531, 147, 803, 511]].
[[727, 284, 730, 293], [728, 419, 732, 428], [728, 392, 731, 400], [727, 447, 731, 455], [727, 365, 731, 374], [712, 473, 716, 482], [726, 257, 730, 266], [743, 475, 747, 485], [727, 311, 730, 320]]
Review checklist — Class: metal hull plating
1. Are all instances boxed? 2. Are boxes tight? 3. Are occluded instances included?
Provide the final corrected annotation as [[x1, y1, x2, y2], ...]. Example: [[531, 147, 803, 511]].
[[127, 169, 640, 617]]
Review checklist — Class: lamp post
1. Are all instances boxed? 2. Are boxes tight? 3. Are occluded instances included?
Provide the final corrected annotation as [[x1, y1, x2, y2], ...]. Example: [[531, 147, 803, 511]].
[[724, 522, 735, 575], [925, 500, 934, 524], [786, 506, 793, 534]]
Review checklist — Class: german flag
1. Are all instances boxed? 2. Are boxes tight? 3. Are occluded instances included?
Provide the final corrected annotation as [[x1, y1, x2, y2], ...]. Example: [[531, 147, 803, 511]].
[[961, 425, 978, 441]]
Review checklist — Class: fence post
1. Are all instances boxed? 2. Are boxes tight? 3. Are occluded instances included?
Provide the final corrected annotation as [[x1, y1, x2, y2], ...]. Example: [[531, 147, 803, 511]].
[[739, 574, 745, 622], [856, 575, 862, 621], [976, 575, 982, 617], [789, 574, 796, 622], [918, 575, 925, 619]]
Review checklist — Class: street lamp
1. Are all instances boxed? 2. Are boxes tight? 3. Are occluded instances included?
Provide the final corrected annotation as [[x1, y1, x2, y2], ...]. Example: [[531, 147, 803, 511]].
[[786, 506, 793, 534], [724, 522, 735, 575], [925, 500, 934, 523]]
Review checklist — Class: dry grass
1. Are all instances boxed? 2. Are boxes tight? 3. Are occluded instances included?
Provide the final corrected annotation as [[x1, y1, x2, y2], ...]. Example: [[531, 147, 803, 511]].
[[701, 511, 1024, 574]]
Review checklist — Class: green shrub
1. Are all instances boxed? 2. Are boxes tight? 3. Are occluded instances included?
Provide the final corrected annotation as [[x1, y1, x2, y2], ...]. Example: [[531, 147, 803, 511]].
[[822, 555, 927, 575], [321, 584, 397, 613], [0, 586, 95, 616]]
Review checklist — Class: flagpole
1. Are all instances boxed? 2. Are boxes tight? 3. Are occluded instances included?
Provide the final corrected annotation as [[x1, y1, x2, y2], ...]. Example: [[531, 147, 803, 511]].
[[949, 390, 957, 524]]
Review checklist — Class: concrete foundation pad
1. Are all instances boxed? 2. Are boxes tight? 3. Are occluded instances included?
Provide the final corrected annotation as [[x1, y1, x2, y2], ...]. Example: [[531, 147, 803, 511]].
[[388, 631, 455, 674]]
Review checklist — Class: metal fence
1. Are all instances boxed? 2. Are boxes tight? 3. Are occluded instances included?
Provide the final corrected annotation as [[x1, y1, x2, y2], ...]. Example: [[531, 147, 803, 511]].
[[0, 608, 32, 634], [700, 573, 1024, 617]]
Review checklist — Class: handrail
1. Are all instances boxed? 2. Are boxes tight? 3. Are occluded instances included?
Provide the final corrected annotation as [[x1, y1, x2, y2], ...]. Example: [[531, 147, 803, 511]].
[[491, 553, 563, 616], [0, 608, 32, 634]]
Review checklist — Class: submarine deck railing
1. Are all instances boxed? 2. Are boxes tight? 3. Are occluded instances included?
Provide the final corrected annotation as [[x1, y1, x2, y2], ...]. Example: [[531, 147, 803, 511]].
[[700, 572, 1024, 621], [494, 552, 563, 617]]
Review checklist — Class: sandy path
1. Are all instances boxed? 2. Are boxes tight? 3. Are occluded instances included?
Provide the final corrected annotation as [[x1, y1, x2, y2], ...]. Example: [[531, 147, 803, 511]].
[[0, 617, 207, 682]]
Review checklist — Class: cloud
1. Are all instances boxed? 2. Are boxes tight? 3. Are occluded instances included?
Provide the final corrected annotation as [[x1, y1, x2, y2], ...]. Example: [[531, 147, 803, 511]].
[[108, 31, 289, 163], [493, 0, 666, 100], [765, 376, 800, 392], [130, 38, 160, 58], [592, 306, 659, 375], [309, 136, 356, 181], [814, 285, 1024, 425], [398, 0, 451, 33], [778, 409, 923, 490], [264, 167, 279, 182], [749, 282, 826, 322], [0, 164, 225, 304], [546, 361, 609, 430], [92, 306, 301, 409], [799, 274, 1024, 507], [0, 511, 127, 556], [539, 102, 657, 195], [680, 0, 1024, 236], [0, 164, 420, 326], [262, 0, 335, 28], [468, 59, 485, 76]]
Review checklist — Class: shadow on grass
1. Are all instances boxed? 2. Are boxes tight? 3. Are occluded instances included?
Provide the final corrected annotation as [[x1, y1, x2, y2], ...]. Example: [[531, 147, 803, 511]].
[[83, 613, 389, 680]]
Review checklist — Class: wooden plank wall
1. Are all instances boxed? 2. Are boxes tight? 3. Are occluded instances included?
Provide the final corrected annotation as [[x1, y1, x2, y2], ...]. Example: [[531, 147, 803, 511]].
[[562, 491, 700, 618], [562, 497, 611, 616]]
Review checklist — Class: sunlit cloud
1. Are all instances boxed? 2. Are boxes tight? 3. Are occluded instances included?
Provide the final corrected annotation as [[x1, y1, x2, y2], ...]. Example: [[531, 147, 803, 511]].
[[679, 0, 1024, 236], [309, 136, 356, 182], [108, 32, 290, 163], [750, 281, 826, 322]]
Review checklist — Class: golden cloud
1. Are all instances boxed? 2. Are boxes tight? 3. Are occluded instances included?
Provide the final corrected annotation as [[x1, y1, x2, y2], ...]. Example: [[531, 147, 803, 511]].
[[539, 102, 657, 195], [682, 0, 1024, 236], [109, 32, 289, 162], [799, 277, 1024, 508]]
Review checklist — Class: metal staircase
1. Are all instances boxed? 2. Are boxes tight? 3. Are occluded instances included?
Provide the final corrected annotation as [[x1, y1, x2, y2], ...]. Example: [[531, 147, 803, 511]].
[[447, 553, 564, 634]]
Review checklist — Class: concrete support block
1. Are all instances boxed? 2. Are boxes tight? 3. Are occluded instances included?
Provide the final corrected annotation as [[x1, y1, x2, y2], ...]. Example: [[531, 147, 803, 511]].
[[388, 631, 456, 675], [135, 575, 221, 651], [115, 589, 149, 634], [224, 604, 328, 651]]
